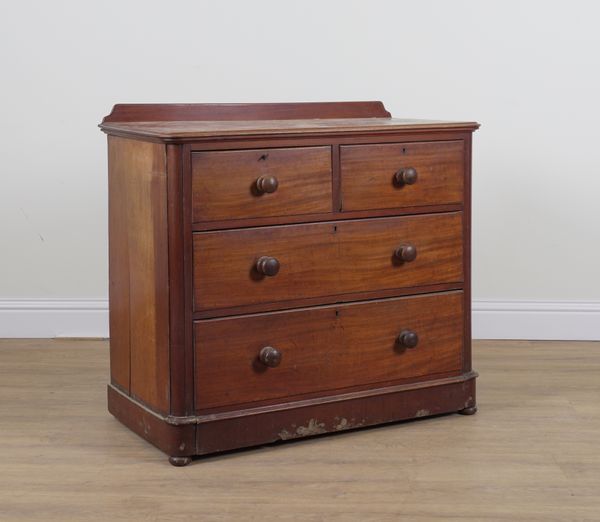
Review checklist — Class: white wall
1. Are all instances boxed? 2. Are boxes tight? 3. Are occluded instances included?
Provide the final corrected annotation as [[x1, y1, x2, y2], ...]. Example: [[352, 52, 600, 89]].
[[1, 0, 599, 338]]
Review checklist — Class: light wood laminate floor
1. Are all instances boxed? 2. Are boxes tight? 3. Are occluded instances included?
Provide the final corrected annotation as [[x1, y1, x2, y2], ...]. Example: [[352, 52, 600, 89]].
[[1, 339, 599, 521]]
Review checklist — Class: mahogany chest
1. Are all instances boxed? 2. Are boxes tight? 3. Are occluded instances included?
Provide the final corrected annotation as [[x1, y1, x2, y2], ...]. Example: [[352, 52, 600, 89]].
[[100, 101, 479, 466]]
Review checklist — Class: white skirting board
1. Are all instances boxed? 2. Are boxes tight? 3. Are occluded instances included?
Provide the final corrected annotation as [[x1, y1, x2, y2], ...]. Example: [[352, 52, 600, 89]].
[[0, 298, 599, 340], [472, 300, 600, 341], [0, 299, 109, 339]]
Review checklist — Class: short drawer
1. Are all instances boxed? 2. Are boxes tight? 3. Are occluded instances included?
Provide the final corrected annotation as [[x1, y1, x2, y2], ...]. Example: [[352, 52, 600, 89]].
[[340, 140, 464, 211], [193, 212, 463, 312], [192, 146, 332, 222], [194, 291, 464, 410]]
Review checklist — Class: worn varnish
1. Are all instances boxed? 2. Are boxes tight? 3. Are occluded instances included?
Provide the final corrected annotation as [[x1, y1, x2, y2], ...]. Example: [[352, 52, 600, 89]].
[[100, 117, 479, 142], [100, 101, 479, 465]]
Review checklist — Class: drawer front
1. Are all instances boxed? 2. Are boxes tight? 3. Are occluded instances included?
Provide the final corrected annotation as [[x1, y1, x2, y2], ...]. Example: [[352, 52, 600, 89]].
[[192, 147, 332, 222], [193, 212, 463, 312], [340, 141, 464, 211], [194, 291, 464, 410]]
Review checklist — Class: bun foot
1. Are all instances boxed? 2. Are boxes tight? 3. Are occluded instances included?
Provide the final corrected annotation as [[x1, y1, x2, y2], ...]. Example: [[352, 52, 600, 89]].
[[169, 456, 192, 467], [458, 405, 478, 415]]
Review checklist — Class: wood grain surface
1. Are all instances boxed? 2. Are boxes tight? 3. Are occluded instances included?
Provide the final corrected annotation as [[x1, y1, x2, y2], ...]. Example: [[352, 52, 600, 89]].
[[107, 136, 170, 413], [192, 147, 332, 222], [194, 292, 463, 409], [107, 138, 131, 391], [2, 339, 599, 521], [193, 213, 463, 312], [100, 117, 480, 141], [340, 140, 464, 211], [101, 101, 392, 122]]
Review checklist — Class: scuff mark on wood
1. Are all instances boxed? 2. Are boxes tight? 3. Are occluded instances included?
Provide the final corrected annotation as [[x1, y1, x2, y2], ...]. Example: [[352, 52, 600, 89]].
[[297, 418, 326, 436], [278, 418, 326, 440], [142, 418, 150, 435], [333, 417, 365, 431], [415, 409, 430, 418], [278, 429, 293, 440], [335, 417, 349, 430]]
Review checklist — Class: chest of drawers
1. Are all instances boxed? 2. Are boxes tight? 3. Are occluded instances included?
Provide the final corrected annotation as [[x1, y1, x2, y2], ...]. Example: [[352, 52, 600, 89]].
[[100, 101, 479, 466]]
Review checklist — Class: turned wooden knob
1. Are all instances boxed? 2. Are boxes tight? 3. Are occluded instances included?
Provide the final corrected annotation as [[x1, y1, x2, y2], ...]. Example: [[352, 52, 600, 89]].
[[394, 167, 418, 186], [259, 346, 282, 367], [394, 244, 417, 262], [255, 175, 279, 194], [397, 330, 419, 348], [255, 256, 280, 276]]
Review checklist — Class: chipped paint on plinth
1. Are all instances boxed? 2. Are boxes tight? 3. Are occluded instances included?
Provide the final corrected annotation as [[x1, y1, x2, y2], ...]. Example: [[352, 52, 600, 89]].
[[278, 429, 293, 440], [278, 418, 327, 440], [297, 418, 326, 436], [335, 417, 349, 430], [333, 417, 365, 431], [415, 409, 430, 418]]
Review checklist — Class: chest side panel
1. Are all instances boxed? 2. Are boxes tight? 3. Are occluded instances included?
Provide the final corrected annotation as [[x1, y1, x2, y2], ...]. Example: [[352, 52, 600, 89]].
[[108, 136, 170, 414]]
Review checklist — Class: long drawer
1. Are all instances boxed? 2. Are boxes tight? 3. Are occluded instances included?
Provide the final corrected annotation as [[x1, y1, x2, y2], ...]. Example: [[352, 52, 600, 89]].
[[193, 212, 463, 312], [194, 291, 464, 410]]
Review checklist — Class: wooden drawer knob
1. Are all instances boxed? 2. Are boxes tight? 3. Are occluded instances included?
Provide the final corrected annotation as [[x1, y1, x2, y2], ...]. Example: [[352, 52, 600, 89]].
[[394, 167, 418, 186], [259, 346, 282, 367], [255, 175, 279, 194], [397, 330, 419, 348], [394, 244, 417, 262], [255, 256, 280, 276]]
